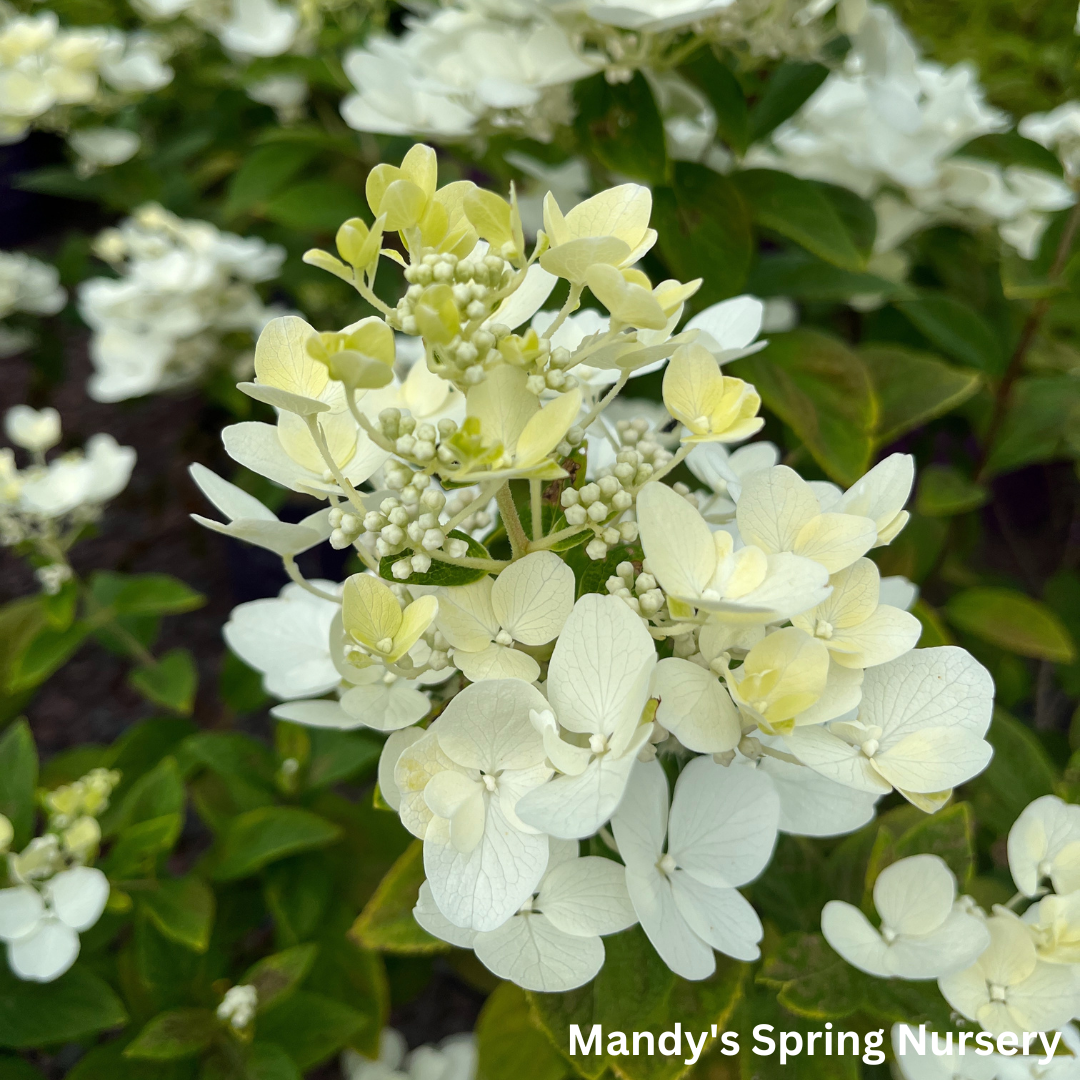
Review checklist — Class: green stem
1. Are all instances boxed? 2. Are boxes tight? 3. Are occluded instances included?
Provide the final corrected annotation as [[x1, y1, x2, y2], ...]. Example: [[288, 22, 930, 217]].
[[645, 442, 691, 486], [283, 556, 341, 602], [527, 524, 589, 552], [530, 479, 543, 541], [304, 414, 369, 515], [442, 481, 501, 532], [539, 283, 583, 342], [578, 370, 629, 432], [496, 483, 529, 559]]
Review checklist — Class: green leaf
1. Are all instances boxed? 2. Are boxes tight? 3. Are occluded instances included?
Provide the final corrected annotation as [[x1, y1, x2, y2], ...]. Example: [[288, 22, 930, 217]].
[[982, 375, 1080, 477], [0, 964, 127, 1047], [680, 49, 747, 154], [128, 649, 198, 715], [945, 586, 1076, 662], [567, 541, 643, 600], [139, 877, 215, 953], [262, 180, 366, 233], [6, 622, 89, 693], [915, 465, 990, 518], [306, 729, 381, 790], [956, 132, 1064, 177], [112, 575, 206, 617], [264, 854, 334, 946], [894, 295, 1005, 374], [124, 1009, 217, 1060], [219, 651, 270, 715], [747, 61, 829, 143], [225, 143, 319, 217], [66, 1040, 197, 1080], [912, 599, 954, 648], [0, 598, 46, 695], [257, 992, 366, 1070], [477, 983, 568, 1080], [733, 170, 864, 271], [861, 345, 981, 446], [0, 1056, 45, 1080], [574, 72, 668, 186], [758, 933, 863, 1020], [212, 806, 342, 881], [0, 721, 37, 850], [965, 710, 1058, 834], [814, 182, 876, 260], [246, 1042, 302, 1080], [527, 926, 745, 1080], [747, 250, 904, 302], [729, 330, 876, 485], [378, 530, 490, 587], [41, 582, 78, 631], [351, 840, 449, 954], [242, 945, 318, 1012], [869, 802, 976, 889], [653, 163, 752, 306], [102, 813, 183, 879]]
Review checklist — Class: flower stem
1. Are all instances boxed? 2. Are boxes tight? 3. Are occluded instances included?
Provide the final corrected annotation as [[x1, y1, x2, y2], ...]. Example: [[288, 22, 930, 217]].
[[496, 482, 529, 559], [283, 556, 340, 602], [530, 479, 543, 541]]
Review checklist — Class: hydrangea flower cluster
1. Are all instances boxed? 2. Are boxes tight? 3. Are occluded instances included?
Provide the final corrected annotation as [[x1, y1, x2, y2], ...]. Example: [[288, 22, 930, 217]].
[[343, 1028, 476, 1080], [1, 406, 136, 593], [0, 767, 117, 982], [0, 250, 66, 358], [827, 794, 1080, 1046], [195, 144, 996, 993], [78, 204, 287, 402], [747, 4, 1076, 267], [0, 6, 173, 148]]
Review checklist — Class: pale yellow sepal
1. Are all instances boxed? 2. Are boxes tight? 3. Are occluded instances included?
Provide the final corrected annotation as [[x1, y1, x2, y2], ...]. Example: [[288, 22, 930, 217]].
[[662, 343, 764, 444], [343, 573, 439, 663]]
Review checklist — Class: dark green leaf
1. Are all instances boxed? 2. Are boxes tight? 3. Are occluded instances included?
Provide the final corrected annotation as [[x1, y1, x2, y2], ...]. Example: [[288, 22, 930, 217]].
[[747, 61, 829, 143], [869, 803, 976, 889], [946, 587, 1076, 662], [477, 983, 568, 1080], [246, 1042, 302, 1080], [351, 840, 448, 954], [861, 345, 981, 446], [264, 854, 334, 946], [747, 250, 904, 301], [112, 756, 186, 832], [730, 330, 876, 485], [225, 143, 319, 216], [653, 163, 752, 306], [306, 729, 381, 790], [965, 710, 1058, 834], [139, 877, 215, 953], [212, 806, 342, 881], [128, 649, 198, 715], [0, 1056, 45, 1080], [219, 652, 270, 715], [0, 964, 127, 1047], [378, 530, 490, 587], [6, 622, 89, 693], [574, 72, 668, 185], [0, 721, 36, 850], [263, 181, 365, 233], [956, 132, 1063, 177], [0, 598, 46, 696], [915, 465, 989, 517], [982, 375, 1080, 476], [258, 992, 366, 1070], [680, 49, 748, 153], [758, 933, 863, 1020], [813, 182, 876, 259], [895, 295, 1005, 374], [124, 1009, 217, 1060], [243, 945, 318, 1012], [102, 813, 183, 879]]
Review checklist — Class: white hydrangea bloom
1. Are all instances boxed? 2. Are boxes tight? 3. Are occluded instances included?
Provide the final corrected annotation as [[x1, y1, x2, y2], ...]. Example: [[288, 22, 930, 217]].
[[0, 251, 66, 358], [79, 205, 286, 402], [686, 440, 780, 522], [5, 406, 61, 455], [436, 551, 574, 682], [69, 127, 140, 173], [415, 839, 637, 991], [343, 1028, 477, 1080], [822, 854, 990, 978], [1024, 890, 1080, 967], [613, 756, 779, 979], [1007, 794, 1080, 898], [0, 865, 109, 982], [938, 910, 1080, 1037], [784, 647, 994, 811]]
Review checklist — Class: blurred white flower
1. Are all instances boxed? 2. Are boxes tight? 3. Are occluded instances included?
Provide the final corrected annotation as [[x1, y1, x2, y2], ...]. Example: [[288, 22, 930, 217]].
[[343, 1028, 476, 1080], [69, 127, 141, 173]]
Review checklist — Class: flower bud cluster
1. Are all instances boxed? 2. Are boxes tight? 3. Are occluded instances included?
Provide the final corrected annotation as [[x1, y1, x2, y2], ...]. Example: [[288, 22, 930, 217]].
[[398, 252, 516, 385], [562, 476, 640, 561], [605, 559, 666, 618]]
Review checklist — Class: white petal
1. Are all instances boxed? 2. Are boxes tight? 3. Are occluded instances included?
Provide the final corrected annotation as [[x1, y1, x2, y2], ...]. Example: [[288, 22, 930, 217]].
[[435, 579, 499, 652], [436, 679, 548, 772], [793, 660, 863, 726], [538, 856, 637, 937], [610, 759, 669, 873], [271, 699, 362, 729], [736, 466, 820, 554], [686, 296, 764, 353], [547, 594, 656, 738], [1008, 794, 1080, 897], [378, 727, 425, 811], [784, 726, 892, 794], [829, 605, 923, 669], [636, 482, 719, 600], [878, 576, 918, 611], [1003, 960, 1080, 1035], [424, 798, 549, 932], [413, 880, 477, 948], [189, 462, 276, 522], [872, 727, 993, 793], [626, 866, 715, 981], [48, 867, 109, 932], [490, 551, 574, 646], [670, 872, 763, 961], [455, 643, 541, 684], [222, 421, 321, 493], [667, 756, 779, 889], [8, 918, 80, 982], [485, 263, 558, 331], [887, 909, 990, 979], [836, 453, 914, 534], [702, 552, 830, 624], [340, 680, 432, 732], [652, 658, 740, 754], [474, 913, 604, 992], [873, 854, 955, 937], [821, 900, 893, 978], [0, 887, 44, 941], [191, 514, 324, 557], [863, 647, 994, 745], [793, 513, 878, 573], [425, 770, 483, 821], [754, 755, 878, 837], [516, 735, 645, 840]]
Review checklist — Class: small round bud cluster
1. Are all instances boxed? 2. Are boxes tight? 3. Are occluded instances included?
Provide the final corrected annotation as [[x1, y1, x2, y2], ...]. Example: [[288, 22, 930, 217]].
[[398, 252, 516, 384], [42, 768, 121, 831], [613, 418, 673, 471], [561, 471, 640, 562], [363, 481, 471, 577], [328, 506, 364, 550], [377, 411, 442, 466], [605, 559, 666, 618], [217, 985, 258, 1032], [35, 562, 73, 595], [444, 487, 494, 537]]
